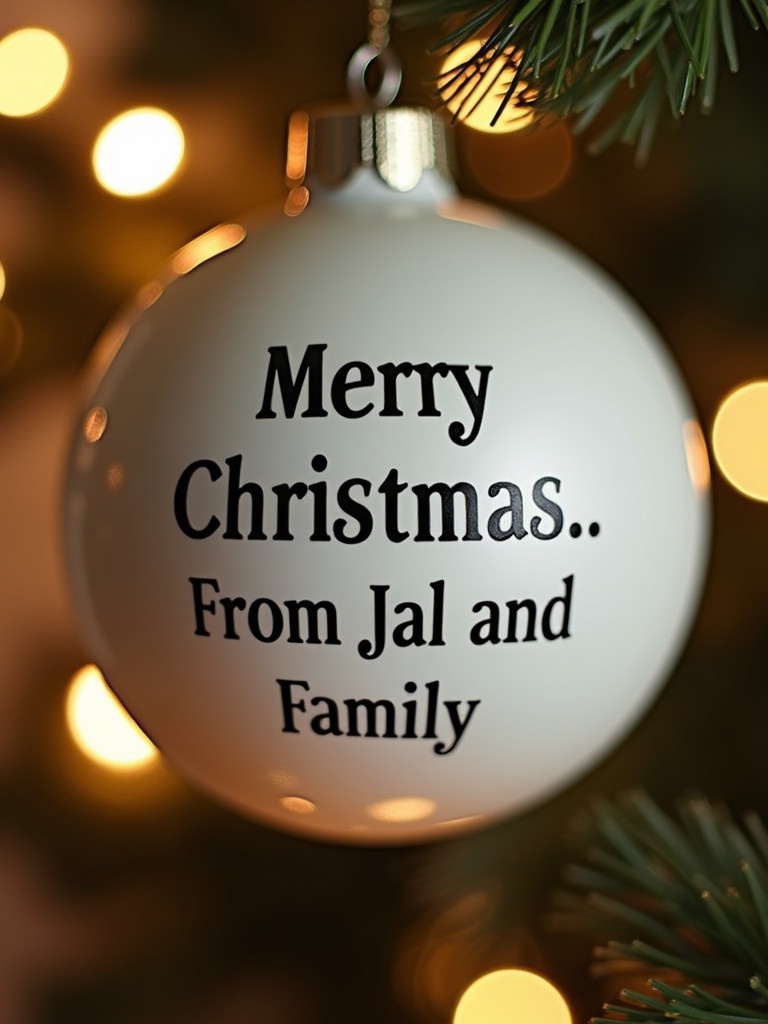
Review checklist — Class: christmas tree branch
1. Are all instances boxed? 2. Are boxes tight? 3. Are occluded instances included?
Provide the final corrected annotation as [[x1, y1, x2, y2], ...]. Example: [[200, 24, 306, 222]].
[[549, 791, 768, 1023], [396, 0, 767, 159]]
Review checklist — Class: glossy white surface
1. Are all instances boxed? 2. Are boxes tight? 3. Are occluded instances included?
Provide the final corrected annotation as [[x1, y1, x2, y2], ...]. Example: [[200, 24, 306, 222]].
[[65, 172, 710, 843]]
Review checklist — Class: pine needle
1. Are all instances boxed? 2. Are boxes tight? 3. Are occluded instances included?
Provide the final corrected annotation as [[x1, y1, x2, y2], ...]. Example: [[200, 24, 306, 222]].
[[395, 0, 767, 158], [549, 792, 768, 1024]]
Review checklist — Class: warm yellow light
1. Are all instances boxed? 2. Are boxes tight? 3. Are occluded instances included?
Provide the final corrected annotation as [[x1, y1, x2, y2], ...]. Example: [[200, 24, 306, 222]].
[[285, 109, 309, 184], [93, 107, 185, 197], [439, 41, 534, 133], [0, 261, 6, 301], [83, 406, 108, 443], [712, 381, 768, 502], [171, 223, 246, 275], [367, 797, 436, 823], [0, 28, 70, 117], [284, 186, 309, 217], [454, 969, 571, 1024], [65, 664, 159, 771]]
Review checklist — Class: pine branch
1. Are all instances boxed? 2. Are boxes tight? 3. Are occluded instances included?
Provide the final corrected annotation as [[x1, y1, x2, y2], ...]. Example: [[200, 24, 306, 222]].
[[549, 791, 768, 1024], [396, 0, 767, 159]]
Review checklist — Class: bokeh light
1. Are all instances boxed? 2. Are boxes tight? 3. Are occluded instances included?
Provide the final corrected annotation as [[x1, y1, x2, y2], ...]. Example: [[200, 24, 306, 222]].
[[439, 41, 534, 133], [712, 381, 768, 502], [453, 969, 572, 1024], [0, 28, 70, 117], [92, 107, 185, 197], [65, 664, 159, 771], [464, 120, 573, 201], [0, 261, 6, 301]]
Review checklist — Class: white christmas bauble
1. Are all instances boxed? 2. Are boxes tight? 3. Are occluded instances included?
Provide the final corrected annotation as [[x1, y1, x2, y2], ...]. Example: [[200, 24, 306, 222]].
[[65, 108, 710, 843]]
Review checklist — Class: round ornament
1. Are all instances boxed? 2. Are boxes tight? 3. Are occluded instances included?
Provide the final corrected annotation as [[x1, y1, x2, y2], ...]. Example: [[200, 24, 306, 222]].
[[64, 107, 710, 843]]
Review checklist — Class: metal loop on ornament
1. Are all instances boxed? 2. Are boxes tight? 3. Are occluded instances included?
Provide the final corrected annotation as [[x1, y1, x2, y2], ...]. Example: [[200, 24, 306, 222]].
[[347, 43, 402, 109]]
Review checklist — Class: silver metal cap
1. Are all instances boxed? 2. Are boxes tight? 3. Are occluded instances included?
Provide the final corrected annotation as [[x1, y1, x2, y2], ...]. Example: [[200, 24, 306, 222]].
[[285, 105, 455, 195]]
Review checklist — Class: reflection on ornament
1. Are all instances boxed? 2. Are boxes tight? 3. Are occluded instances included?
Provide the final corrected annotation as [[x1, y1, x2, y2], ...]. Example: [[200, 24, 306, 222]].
[[279, 795, 317, 815], [454, 969, 571, 1024], [683, 420, 711, 494], [65, 107, 709, 843], [83, 407, 108, 444], [171, 224, 246, 276], [286, 110, 310, 184], [712, 381, 768, 502], [367, 797, 437, 823]]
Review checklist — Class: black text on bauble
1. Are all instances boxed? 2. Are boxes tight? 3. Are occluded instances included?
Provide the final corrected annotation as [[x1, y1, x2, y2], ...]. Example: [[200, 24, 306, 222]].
[[170, 344, 600, 755]]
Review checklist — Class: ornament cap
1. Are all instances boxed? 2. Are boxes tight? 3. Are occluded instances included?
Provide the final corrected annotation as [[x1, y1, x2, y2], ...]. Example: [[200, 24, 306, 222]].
[[285, 105, 454, 196]]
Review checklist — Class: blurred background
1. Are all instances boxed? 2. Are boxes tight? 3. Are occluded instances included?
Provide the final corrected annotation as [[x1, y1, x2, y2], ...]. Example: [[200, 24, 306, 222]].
[[0, 1, 767, 1021]]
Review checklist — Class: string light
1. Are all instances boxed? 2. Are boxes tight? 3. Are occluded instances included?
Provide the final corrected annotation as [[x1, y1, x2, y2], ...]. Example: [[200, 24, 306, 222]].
[[0, 28, 70, 117], [712, 381, 768, 502], [65, 664, 159, 771], [92, 107, 185, 197], [453, 969, 571, 1024]]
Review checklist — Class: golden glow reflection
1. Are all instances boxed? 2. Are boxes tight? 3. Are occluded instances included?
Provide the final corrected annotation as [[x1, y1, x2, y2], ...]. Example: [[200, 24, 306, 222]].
[[454, 969, 572, 1024], [279, 795, 317, 815], [683, 419, 711, 494], [84, 406, 108, 443], [0, 28, 70, 118], [0, 261, 6, 300], [286, 109, 309, 184], [712, 380, 768, 502], [284, 186, 309, 217], [137, 280, 164, 309], [65, 665, 159, 772], [171, 223, 246, 275], [439, 41, 535, 133], [92, 107, 185, 197], [438, 198, 506, 229], [377, 107, 433, 191], [367, 797, 436, 823]]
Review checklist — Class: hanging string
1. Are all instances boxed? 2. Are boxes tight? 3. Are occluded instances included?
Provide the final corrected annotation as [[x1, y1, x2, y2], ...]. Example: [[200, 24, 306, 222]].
[[368, 0, 392, 50], [347, 0, 401, 109]]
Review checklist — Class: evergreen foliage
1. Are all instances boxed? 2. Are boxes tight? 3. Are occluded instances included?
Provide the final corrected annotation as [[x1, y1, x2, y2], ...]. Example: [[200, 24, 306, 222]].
[[550, 791, 768, 1023], [397, 0, 767, 159]]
